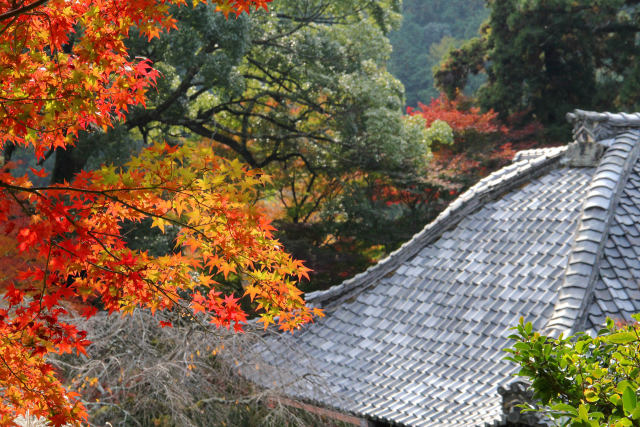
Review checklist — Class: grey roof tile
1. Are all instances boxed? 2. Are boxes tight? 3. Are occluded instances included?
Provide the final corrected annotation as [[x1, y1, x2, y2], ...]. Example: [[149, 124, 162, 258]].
[[585, 154, 640, 328], [248, 120, 640, 426], [249, 164, 595, 426]]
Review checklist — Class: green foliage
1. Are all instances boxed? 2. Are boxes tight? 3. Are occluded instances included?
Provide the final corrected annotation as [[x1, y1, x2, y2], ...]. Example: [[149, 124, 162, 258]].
[[506, 316, 640, 426], [424, 119, 454, 146], [47, 0, 430, 290], [435, 0, 640, 139], [388, 0, 487, 106], [434, 36, 487, 101]]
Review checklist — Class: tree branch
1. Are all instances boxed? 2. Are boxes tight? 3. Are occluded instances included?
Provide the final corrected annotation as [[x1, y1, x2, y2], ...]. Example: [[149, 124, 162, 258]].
[[0, 0, 49, 21], [179, 121, 260, 167]]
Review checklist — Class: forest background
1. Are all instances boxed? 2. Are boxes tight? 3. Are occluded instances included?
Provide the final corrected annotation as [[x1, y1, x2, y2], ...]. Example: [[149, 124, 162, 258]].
[[6, 0, 640, 425], [32, 0, 508, 296]]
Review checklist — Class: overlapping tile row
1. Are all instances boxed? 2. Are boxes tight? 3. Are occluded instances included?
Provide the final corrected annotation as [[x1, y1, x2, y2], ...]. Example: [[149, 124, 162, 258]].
[[585, 158, 640, 329], [512, 146, 566, 163], [249, 167, 594, 426], [545, 132, 640, 337], [307, 147, 567, 310]]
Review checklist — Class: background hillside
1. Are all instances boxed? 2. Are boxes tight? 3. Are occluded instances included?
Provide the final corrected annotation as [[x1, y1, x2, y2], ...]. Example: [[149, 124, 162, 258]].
[[388, 0, 487, 107]]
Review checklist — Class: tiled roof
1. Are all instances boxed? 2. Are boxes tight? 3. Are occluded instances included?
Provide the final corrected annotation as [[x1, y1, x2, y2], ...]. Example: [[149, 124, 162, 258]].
[[248, 111, 640, 426], [585, 155, 640, 330], [546, 131, 640, 336]]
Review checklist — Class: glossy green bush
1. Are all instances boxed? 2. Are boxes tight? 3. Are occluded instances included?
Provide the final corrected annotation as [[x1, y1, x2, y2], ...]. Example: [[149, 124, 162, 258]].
[[506, 315, 640, 427]]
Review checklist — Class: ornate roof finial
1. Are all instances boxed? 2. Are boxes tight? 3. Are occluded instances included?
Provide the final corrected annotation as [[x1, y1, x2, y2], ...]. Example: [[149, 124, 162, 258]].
[[566, 109, 640, 142], [563, 109, 640, 166]]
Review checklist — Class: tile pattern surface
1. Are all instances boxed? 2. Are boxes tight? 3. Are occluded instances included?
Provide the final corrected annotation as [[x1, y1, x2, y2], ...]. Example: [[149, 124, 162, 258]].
[[586, 158, 640, 329], [546, 132, 640, 336], [251, 117, 640, 426], [252, 166, 594, 426]]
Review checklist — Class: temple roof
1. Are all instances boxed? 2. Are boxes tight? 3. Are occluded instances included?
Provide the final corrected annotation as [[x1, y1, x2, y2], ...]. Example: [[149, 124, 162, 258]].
[[246, 111, 640, 426]]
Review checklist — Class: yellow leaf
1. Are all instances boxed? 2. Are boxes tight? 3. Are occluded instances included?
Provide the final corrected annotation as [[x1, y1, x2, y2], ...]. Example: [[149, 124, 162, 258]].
[[151, 217, 167, 233]]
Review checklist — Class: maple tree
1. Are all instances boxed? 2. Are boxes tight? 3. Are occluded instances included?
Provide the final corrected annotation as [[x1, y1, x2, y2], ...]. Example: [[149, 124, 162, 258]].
[[407, 94, 502, 134], [399, 94, 510, 196], [21, 0, 430, 290], [0, 0, 321, 425]]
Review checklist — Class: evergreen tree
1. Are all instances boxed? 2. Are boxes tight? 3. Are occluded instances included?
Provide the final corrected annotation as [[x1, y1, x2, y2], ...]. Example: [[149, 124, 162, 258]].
[[435, 0, 640, 139]]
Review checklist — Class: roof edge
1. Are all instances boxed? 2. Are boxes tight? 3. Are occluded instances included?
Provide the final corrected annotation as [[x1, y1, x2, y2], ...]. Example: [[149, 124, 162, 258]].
[[545, 130, 640, 337], [306, 148, 567, 309]]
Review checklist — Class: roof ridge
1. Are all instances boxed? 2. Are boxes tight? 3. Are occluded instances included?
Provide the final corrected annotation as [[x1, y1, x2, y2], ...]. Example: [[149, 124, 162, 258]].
[[306, 148, 568, 309], [512, 146, 566, 163], [545, 130, 640, 337]]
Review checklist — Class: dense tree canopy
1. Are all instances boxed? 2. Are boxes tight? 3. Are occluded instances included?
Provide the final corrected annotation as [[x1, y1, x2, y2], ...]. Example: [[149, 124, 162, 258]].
[[0, 0, 325, 424], [56, 0, 423, 188], [47, 0, 432, 289], [435, 0, 640, 138]]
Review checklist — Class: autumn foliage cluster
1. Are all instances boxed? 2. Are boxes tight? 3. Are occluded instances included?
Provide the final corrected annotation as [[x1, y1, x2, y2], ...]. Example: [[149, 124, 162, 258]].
[[372, 94, 516, 209], [407, 95, 503, 134], [0, 0, 321, 425]]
